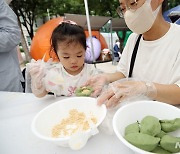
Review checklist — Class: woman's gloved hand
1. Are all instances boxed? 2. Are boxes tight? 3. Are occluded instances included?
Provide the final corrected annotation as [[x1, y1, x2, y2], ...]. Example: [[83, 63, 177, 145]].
[[97, 79, 157, 108], [83, 74, 108, 97]]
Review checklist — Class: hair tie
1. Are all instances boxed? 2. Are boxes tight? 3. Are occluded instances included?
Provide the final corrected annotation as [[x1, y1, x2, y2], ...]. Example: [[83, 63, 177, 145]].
[[59, 20, 77, 25]]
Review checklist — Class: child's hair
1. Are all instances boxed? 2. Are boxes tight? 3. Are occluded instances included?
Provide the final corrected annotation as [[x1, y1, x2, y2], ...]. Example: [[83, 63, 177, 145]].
[[162, 0, 168, 13], [50, 21, 86, 56]]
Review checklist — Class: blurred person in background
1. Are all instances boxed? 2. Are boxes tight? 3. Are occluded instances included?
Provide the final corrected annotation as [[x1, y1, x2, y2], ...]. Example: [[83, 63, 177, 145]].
[[113, 39, 121, 63], [0, 0, 24, 92]]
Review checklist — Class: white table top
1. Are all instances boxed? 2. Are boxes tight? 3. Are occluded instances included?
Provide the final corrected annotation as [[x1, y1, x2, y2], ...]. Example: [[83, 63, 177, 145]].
[[0, 92, 133, 154]]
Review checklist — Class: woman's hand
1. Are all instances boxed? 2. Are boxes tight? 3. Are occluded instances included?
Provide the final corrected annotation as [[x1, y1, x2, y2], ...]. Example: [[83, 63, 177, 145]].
[[97, 79, 157, 108]]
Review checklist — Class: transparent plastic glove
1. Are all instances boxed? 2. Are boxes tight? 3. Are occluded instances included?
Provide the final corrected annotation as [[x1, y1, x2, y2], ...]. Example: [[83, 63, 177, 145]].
[[28, 59, 46, 95], [28, 58, 53, 96], [98, 79, 157, 108], [44, 68, 64, 97], [83, 74, 108, 97]]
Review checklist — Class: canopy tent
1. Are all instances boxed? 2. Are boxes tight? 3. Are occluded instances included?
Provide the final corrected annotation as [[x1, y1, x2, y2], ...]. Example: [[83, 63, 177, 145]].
[[64, 14, 128, 31], [163, 5, 180, 24], [111, 18, 128, 31], [64, 13, 111, 31]]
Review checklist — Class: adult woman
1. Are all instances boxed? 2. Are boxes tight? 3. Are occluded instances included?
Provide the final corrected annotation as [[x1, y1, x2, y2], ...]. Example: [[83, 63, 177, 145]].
[[85, 0, 180, 107]]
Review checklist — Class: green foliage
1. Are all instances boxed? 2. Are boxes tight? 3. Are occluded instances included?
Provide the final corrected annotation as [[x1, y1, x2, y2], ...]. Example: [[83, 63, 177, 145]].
[[167, 0, 180, 9], [10, 0, 179, 40], [50, 0, 85, 16], [88, 0, 119, 17], [11, 0, 56, 39]]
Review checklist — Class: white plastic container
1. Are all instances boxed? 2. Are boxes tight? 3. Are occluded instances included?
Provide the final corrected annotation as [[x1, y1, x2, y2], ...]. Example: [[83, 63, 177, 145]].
[[113, 100, 180, 154], [31, 97, 107, 149]]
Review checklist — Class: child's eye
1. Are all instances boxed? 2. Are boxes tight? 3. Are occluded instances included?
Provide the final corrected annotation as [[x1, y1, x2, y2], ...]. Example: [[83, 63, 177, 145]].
[[130, 0, 138, 6], [77, 55, 82, 58], [121, 7, 126, 12], [63, 57, 69, 59], [130, 2, 136, 6]]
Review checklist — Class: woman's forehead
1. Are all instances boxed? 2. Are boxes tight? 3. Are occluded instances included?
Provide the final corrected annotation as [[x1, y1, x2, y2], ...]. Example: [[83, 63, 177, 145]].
[[119, 0, 127, 3], [119, 0, 127, 6], [119, 0, 137, 4]]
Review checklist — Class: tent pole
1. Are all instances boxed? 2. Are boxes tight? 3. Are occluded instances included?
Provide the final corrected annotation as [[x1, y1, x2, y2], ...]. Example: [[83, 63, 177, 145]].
[[84, 0, 96, 66], [110, 18, 114, 64]]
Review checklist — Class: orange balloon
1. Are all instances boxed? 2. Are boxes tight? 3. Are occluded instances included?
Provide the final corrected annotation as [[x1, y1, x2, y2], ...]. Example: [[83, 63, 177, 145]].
[[84, 30, 108, 50], [30, 17, 64, 62]]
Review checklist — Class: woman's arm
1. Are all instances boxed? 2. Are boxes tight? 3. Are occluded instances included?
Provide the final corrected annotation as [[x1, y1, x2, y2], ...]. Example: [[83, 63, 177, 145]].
[[154, 83, 180, 105], [103, 71, 126, 83]]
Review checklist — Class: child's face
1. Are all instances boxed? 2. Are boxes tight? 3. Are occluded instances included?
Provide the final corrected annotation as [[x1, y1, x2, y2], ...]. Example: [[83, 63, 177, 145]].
[[57, 42, 86, 75]]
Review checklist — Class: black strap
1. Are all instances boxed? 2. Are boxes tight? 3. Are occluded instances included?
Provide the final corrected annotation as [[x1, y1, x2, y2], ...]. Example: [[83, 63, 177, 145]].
[[128, 34, 142, 77]]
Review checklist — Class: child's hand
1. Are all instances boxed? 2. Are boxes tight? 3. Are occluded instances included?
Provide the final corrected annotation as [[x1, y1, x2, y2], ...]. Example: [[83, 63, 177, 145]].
[[29, 59, 47, 97], [83, 74, 108, 97], [44, 68, 64, 97]]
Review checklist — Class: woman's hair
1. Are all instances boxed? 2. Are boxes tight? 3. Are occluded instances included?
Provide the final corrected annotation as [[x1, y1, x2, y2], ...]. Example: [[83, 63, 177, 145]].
[[50, 22, 86, 55], [162, 0, 168, 13]]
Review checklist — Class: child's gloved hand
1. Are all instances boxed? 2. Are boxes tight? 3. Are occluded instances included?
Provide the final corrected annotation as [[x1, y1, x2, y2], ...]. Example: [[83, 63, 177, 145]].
[[83, 74, 108, 97], [28, 59, 47, 96], [44, 68, 64, 97], [97, 79, 157, 108]]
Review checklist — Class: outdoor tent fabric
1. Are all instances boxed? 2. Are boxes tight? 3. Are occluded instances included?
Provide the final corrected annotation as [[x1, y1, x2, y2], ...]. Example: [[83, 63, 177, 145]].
[[64, 14, 128, 31], [64, 13, 111, 31], [163, 5, 180, 23], [111, 18, 129, 31]]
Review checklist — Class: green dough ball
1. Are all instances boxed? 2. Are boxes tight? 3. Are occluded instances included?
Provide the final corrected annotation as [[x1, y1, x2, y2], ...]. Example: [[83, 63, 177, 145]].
[[160, 135, 180, 153], [75, 86, 93, 96], [125, 122, 140, 135], [152, 146, 171, 154], [155, 130, 167, 138], [125, 132, 160, 152], [140, 116, 161, 136], [160, 118, 180, 133]]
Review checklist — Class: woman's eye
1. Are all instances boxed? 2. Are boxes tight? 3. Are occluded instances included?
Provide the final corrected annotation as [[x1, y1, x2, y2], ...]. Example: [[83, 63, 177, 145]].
[[121, 8, 126, 12], [130, 0, 138, 6], [120, 7, 126, 12], [77, 55, 82, 58], [63, 57, 69, 59]]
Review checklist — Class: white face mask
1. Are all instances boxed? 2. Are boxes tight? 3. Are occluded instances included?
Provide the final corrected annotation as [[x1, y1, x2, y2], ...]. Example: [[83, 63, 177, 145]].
[[124, 0, 161, 34]]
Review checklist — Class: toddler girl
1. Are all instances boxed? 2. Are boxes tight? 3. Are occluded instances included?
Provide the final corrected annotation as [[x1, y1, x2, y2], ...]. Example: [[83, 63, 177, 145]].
[[27, 21, 99, 97]]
